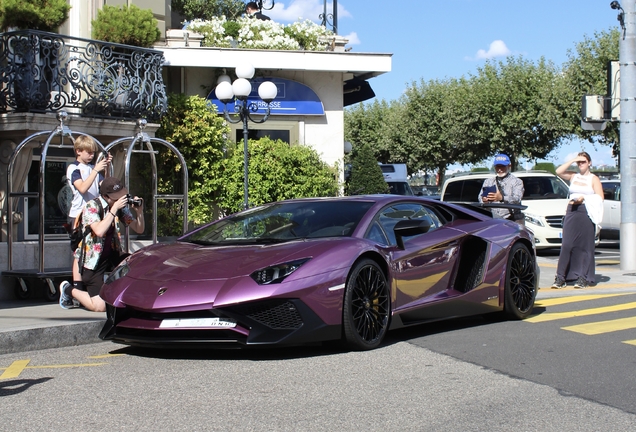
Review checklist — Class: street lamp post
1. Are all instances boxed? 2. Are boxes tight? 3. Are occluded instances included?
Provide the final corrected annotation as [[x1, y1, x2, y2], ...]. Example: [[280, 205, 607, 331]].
[[215, 63, 277, 210]]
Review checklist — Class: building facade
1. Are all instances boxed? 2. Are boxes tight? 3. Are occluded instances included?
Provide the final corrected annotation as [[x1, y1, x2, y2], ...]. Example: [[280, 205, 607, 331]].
[[0, 0, 391, 300]]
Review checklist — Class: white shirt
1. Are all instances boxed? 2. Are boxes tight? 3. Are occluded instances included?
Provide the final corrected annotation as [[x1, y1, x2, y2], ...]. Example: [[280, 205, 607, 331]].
[[66, 161, 102, 218]]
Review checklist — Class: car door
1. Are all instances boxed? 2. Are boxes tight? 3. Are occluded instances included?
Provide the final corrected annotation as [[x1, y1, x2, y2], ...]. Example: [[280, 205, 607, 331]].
[[365, 202, 464, 312], [602, 181, 621, 237]]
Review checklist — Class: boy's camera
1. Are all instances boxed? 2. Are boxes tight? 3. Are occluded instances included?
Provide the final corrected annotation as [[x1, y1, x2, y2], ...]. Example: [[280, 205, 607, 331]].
[[125, 194, 142, 206]]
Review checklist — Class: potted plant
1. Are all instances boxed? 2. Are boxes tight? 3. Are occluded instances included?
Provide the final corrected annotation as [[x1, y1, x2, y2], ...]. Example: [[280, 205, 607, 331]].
[[0, 0, 71, 32], [91, 4, 161, 48], [0, 0, 71, 111], [89, 5, 161, 116], [172, 0, 245, 21]]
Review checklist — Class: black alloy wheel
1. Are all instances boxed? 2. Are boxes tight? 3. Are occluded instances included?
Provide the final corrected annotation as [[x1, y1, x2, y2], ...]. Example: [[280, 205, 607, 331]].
[[504, 243, 537, 319], [342, 258, 390, 350]]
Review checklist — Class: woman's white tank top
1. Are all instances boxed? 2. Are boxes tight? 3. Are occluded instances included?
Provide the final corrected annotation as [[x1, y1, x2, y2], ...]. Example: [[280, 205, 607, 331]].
[[569, 173, 595, 200]]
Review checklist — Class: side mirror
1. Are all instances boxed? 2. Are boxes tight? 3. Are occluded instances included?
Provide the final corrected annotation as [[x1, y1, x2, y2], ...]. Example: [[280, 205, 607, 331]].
[[394, 219, 431, 249]]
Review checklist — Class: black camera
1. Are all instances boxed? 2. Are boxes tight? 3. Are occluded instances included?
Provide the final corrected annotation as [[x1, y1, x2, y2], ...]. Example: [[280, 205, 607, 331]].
[[125, 194, 142, 206]]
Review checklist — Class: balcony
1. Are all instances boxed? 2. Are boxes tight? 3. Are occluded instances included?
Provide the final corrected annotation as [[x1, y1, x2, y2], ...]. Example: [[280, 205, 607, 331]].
[[0, 30, 167, 121]]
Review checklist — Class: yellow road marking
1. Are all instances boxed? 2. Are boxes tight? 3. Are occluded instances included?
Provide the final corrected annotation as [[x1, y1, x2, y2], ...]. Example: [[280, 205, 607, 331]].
[[25, 363, 107, 369], [539, 283, 634, 290], [526, 301, 636, 323], [563, 317, 636, 335], [88, 354, 124, 359], [0, 360, 30, 379], [0, 361, 107, 380], [623, 339, 636, 346], [539, 260, 621, 268], [535, 293, 634, 308]]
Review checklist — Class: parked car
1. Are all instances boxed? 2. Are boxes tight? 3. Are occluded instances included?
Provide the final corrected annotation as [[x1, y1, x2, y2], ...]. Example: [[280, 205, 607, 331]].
[[99, 195, 538, 351], [379, 163, 414, 196], [387, 181, 415, 196], [412, 185, 441, 200], [601, 180, 621, 240], [441, 171, 582, 249]]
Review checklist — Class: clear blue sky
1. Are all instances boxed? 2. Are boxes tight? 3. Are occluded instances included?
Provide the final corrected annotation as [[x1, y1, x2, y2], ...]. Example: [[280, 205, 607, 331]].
[[267, 0, 621, 168]]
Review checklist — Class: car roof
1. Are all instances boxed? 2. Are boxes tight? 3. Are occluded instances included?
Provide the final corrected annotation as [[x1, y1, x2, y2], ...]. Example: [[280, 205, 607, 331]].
[[445, 170, 557, 181]]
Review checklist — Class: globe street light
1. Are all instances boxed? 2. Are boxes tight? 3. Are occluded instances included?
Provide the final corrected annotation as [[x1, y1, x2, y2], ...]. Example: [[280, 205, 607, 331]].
[[215, 63, 277, 210]]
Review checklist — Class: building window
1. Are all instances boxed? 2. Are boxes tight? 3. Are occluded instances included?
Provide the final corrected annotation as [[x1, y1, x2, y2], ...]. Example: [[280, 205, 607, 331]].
[[227, 119, 299, 145], [23, 156, 75, 240], [236, 129, 290, 143]]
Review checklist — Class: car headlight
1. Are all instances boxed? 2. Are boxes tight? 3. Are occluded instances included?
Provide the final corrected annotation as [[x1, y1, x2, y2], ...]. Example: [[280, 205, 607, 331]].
[[104, 261, 130, 285], [524, 213, 545, 227], [251, 258, 310, 285]]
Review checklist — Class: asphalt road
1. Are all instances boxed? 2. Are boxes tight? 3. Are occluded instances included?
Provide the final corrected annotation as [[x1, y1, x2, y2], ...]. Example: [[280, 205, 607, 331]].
[[2, 242, 633, 431], [2, 289, 636, 432], [403, 292, 636, 415]]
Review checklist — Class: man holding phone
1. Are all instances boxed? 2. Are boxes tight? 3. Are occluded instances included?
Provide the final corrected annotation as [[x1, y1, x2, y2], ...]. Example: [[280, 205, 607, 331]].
[[479, 153, 525, 224]]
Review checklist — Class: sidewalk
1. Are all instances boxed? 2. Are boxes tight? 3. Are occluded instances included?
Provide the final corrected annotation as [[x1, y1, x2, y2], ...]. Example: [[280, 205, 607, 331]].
[[0, 300, 105, 355], [1, 257, 634, 355]]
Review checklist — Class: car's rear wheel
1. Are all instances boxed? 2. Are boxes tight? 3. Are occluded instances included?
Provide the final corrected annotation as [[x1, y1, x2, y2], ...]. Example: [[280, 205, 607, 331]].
[[503, 243, 536, 319], [342, 259, 390, 350]]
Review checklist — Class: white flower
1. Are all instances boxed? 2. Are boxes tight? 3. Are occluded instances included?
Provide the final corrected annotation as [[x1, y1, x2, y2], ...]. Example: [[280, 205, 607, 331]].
[[186, 17, 333, 51]]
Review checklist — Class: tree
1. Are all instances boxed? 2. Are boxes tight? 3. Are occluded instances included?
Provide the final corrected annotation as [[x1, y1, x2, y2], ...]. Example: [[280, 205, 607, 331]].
[[346, 144, 388, 195], [564, 27, 620, 154], [391, 76, 479, 185], [533, 162, 556, 174], [172, 0, 245, 21], [216, 137, 339, 215], [92, 5, 161, 47], [468, 56, 572, 169], [155, 94, 230, 228], [344, 99, 392, 163]]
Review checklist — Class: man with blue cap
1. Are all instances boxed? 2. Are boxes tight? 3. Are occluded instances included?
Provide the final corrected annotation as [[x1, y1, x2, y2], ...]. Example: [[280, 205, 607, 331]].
[[479, 153, 525, 224]]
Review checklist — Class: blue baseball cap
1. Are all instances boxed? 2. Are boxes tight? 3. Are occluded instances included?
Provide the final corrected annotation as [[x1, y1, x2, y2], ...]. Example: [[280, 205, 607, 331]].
[[493, 154, 511, 166]]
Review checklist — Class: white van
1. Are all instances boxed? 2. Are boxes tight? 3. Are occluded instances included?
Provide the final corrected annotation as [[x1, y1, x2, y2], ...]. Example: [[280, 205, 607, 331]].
[[378, 163, 415, 196]]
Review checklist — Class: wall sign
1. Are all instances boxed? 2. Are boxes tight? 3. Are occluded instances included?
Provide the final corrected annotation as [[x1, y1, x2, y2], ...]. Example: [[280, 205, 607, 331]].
[[208, 77, 325, 116]]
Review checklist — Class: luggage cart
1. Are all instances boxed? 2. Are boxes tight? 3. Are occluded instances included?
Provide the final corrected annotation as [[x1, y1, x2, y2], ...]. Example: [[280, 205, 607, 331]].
[[2, 114, 189, 300], [3, 112, 110, 300], [105, 118, 188, 248]]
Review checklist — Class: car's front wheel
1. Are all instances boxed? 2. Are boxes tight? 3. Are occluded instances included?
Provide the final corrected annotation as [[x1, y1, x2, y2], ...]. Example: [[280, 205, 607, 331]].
[[504, 243, 537, 319], [342, 258, 390, 350]]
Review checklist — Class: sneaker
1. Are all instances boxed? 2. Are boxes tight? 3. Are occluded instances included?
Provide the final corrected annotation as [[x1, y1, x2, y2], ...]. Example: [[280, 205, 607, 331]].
[[574, 277, 588, 289], [551, 276, 566, 289], [59, 281, 78, 309]]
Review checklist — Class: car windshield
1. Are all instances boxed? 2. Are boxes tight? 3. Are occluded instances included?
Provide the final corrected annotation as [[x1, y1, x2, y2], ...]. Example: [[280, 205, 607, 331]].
[[521, 176, 569, 200], [180, 201, 374, 245]]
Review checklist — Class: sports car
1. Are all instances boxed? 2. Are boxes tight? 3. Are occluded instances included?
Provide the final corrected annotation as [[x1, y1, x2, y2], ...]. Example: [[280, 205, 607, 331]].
[[99, 195, 538, 350]]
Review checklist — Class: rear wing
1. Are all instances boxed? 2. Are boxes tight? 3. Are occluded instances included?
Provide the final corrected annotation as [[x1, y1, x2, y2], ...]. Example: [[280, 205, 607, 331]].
[[448, 202, 527, 218]]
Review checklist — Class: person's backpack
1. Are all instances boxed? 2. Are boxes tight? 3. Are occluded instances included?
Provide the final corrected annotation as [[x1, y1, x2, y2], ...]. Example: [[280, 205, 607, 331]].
[[69, 198, 103, 251]]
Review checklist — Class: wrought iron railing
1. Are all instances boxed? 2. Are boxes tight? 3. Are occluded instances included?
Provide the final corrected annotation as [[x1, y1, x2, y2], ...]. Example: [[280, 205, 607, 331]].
[[0, 30, 167, 121]]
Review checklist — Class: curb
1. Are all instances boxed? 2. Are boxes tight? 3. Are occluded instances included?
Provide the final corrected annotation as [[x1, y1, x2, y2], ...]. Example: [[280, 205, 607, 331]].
[[0, 321, 104, 355]]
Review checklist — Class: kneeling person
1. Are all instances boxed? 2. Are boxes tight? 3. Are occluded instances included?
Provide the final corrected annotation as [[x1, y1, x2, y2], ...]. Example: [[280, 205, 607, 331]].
[[60, 177, 144, 312]]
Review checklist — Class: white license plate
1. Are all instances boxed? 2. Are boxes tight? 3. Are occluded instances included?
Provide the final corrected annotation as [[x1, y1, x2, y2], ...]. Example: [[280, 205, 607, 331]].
[[159, 317, 237, 328]]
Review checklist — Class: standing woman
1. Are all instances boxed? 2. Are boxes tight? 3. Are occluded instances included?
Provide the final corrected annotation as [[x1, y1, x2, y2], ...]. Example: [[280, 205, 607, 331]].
[[551, 152, 604, 289]]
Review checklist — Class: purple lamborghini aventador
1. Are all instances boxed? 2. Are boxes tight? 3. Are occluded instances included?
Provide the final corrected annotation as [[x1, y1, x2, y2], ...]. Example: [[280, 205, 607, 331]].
[[99, 195, 538, 350]]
